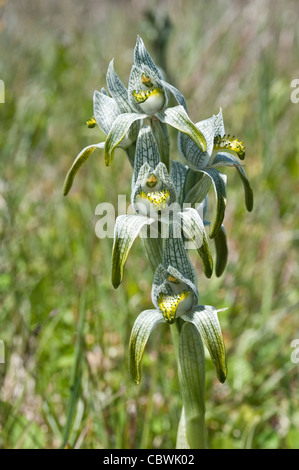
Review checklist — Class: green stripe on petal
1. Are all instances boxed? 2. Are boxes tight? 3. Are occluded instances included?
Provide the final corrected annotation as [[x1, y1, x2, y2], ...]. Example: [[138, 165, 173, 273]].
[[200, 168, 227, 239], [179, 208, 213, 278], [170, 161, 188, 207], [112, 214, 154, 288], [212, 152, 254, 212], [213, 224, 228, 277], [129, 309, 165, 384], [106, 59, 132, 113], [156, 106, 207, 153], [104, 112, 146, 166], [182, 306, 228, 383], [63, 142, 105, 196]]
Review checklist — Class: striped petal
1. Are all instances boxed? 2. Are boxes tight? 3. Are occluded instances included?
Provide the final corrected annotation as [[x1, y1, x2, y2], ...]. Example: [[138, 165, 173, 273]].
[[179, 208, 213, 278], [212, 152, 253, 212], [63, 142, 104, 196], [104, 112, 146, 166], [156, 106, 207, 153], [182, 306, 227, 383], [199, 168, 227, 239], [112, 214, 154, 288], [129, 309, 165, 384]]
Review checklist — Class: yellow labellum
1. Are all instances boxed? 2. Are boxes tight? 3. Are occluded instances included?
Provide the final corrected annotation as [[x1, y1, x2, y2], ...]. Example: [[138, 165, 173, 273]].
[[139, 189, 170, 210], [86, 117, 97, 128], [214, 134, 245, 160], [158, 291, 192, 324]]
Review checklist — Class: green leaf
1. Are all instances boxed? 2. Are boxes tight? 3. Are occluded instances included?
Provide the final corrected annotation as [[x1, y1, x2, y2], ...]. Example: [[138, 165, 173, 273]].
[[179, 208, 213, 278], [111, 214, 154, 288], [104, 112, 146, 166], [212, 152, 254, 212], [156, 106, 207, 153], [63, 142, 104, 196], [176, 407, 190, 449], [200, 168, 227, 238], [182, 306, 227, 383], [178, 322, 206, 449], [129, 309, 165, 384]]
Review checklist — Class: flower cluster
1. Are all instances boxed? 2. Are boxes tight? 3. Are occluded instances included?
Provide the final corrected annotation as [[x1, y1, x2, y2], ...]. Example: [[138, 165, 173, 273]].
[[64, 36, 253, 394]]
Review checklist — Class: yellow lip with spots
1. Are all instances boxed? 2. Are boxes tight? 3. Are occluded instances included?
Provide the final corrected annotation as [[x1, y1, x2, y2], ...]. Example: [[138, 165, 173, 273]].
[[158, 291, 192, 324], [132, 87, 165, 114], [214, 134, 245, 160], [139, 189, 170, 211]]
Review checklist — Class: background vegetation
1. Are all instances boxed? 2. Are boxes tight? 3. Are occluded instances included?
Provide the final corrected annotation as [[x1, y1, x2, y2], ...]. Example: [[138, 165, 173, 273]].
[[0, 0, 298, 449]]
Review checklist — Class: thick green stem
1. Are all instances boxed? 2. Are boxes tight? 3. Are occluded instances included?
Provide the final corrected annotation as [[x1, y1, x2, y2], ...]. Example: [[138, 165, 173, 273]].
[[171, 320, 207, 449]]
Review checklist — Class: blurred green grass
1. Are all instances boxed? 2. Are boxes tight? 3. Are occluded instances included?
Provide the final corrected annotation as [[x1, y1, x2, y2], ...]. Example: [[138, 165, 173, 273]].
[[0, 0, 299, 449]]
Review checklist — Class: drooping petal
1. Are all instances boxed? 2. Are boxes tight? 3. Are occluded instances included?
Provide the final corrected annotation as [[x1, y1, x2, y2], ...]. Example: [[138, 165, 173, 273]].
[[184, 171, 212, 205], [111, 214, 154, 288], [179, 208, 213, 278], [182, 306, 228, 383], [213, 224, 228, 277], [104, 112, 147, 166], [129, 309, 165, 384], [156, 106, 207, 153], [212, 152, 253, 212], [63, 142, 105, 196], [199, 168, 227, 239]]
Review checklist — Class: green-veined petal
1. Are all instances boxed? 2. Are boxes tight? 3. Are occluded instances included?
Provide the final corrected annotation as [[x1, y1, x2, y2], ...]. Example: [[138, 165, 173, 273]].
[[156, 106, 207, 153], [170, 161, 188, 207], [112, 214, 154, 288], [212, 152, 253, 212], [179, 208, 213, 278], [133, 126, 161, 187], [182, 306, 227, 383], [93, 90, 120, 135], [129, 309, 165, 384], [134, 35, 164, 80], [106, 59, 132, 113], [63, 142, 104, 196], [104, 112, 147, 166], [199, 168, 227, 238], [204, 222, 228, 277]]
